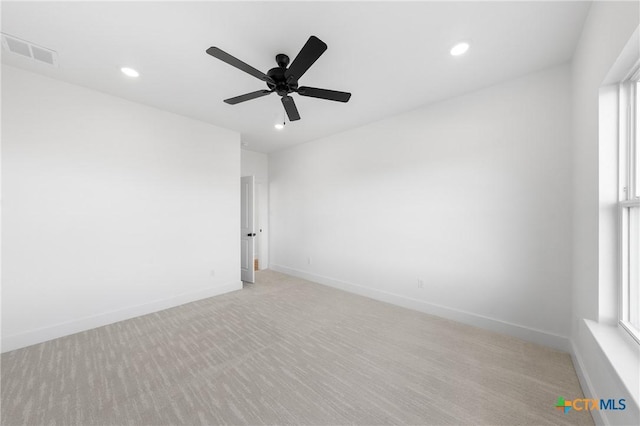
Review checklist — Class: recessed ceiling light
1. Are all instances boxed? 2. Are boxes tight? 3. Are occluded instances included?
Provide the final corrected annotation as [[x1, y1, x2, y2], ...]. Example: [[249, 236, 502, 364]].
[[274, 123, 285, 130], [120, 67, 140, 77], [450, 42, 470, 57]]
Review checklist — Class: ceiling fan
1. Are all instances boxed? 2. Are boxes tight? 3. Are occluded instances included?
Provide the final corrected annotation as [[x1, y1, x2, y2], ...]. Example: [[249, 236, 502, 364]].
[[206, 36, 351, 122]]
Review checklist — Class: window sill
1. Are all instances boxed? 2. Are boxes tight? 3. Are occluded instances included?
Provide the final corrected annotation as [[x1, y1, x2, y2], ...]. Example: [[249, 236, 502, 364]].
[[584, 319, 640, 406]]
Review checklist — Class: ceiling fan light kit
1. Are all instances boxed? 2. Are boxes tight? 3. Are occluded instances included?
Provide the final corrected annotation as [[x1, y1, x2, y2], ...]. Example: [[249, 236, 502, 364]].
[[206, 36, 351, 123]]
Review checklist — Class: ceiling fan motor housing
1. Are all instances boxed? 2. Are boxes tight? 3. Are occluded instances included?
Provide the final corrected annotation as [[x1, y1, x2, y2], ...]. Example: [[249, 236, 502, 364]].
[[268, 54, 298, 96]]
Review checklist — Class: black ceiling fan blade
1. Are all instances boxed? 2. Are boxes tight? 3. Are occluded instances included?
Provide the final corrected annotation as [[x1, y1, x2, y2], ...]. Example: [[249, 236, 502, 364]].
[[281, 95, 300, 121], [224, 90, 273, 105], [297, 86, 351, 103], [206, 47, 273, 83], [284, 36, 327, 82]]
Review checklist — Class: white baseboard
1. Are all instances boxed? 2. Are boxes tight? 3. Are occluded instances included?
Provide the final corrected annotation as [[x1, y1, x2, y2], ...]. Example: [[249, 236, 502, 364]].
[[270, 264, 571, 352], [1, 281, 243, 353], [570, 341, 606, 425]]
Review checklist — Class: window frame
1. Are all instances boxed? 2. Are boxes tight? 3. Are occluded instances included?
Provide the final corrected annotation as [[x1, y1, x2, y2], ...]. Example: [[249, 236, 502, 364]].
[[619, 70, 640, 345]]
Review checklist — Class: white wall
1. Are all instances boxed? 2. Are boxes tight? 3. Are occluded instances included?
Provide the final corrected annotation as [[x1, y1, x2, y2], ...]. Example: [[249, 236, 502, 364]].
[[570, 2, 640, 425], [241, 149, 269, 269], [1, 65, 241, 352], [270, 65, 572, 349]]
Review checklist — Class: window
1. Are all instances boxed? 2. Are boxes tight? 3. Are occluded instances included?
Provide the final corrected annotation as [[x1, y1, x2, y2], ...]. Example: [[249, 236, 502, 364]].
[[619, 74, 640, 343]]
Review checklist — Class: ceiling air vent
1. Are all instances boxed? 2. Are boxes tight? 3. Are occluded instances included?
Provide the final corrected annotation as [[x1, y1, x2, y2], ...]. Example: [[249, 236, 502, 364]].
[[1, 33, 58, 67]]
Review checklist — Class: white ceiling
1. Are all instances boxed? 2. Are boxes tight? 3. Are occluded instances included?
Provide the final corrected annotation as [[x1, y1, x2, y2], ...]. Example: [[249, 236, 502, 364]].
[[1, 1, 591, 153]]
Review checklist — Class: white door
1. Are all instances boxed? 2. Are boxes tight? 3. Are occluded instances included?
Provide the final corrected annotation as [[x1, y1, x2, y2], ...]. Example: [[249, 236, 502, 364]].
[[240, 176, 255, 283]]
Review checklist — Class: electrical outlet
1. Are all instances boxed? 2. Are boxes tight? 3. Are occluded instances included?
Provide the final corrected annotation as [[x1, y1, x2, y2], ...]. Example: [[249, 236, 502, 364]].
[[210, 269, 216, 277], [417, 279, 424, 289], [307, 257, 312, 265]]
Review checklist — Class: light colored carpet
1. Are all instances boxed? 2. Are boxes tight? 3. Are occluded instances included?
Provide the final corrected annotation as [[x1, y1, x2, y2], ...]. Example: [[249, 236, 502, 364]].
[[1, 270, 593, 425]]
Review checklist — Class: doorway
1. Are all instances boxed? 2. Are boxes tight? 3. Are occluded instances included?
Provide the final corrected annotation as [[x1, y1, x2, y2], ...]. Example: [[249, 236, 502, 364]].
[[240, 176, 255, 283]]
